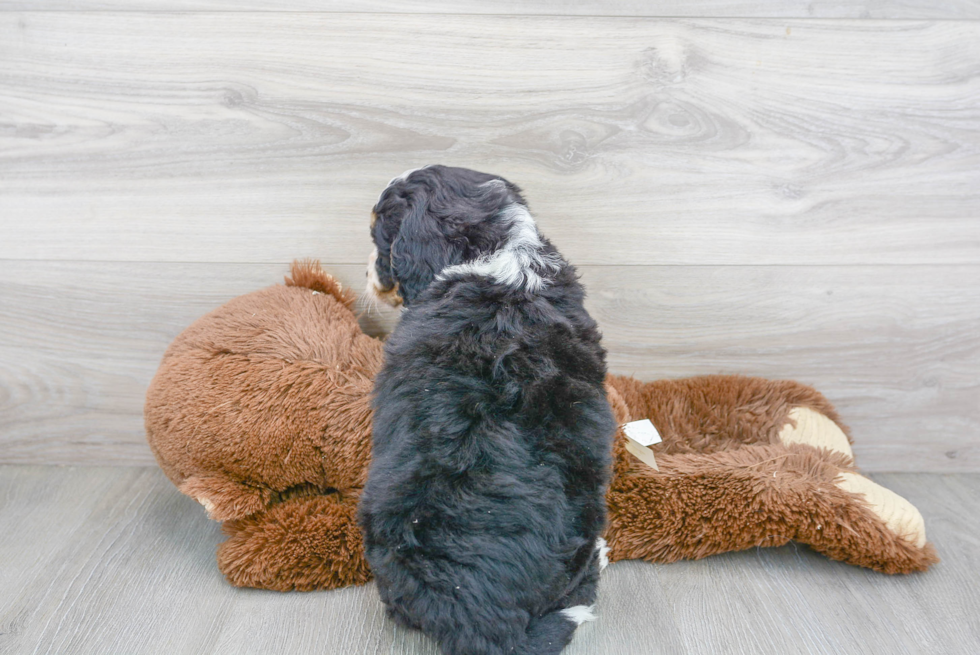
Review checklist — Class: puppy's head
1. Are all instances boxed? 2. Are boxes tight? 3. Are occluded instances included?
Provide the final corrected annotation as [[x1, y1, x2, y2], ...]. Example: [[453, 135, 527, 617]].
[[367, 165, 528, 307]]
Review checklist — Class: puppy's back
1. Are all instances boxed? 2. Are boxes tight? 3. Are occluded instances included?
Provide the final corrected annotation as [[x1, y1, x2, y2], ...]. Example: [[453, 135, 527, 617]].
[[360, 274, 614, 655]]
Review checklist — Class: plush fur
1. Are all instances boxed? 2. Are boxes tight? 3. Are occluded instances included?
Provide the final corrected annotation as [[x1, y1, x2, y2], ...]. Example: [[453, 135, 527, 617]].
[[602, 376, 938, 573], [358, 166, 615, 655], [144, 261, 938, 597]]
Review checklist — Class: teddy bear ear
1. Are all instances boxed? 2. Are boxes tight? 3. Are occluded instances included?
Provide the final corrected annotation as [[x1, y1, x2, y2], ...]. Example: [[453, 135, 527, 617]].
[[284, 259, 356, 309]]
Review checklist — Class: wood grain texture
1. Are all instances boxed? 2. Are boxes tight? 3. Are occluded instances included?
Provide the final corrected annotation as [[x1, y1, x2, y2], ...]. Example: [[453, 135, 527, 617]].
[[592, 265, 980, 471], [0, 466, 977, 654], [1, 14, 978, 265], [2, 2, 980, 19], [1, 261, 976, 471]]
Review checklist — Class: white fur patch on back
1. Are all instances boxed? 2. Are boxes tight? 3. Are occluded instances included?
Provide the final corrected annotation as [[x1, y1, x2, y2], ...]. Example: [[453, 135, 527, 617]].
[[560, 605, 597, 625], [596, 537, 610, 571], [438, 203, 561, 291]]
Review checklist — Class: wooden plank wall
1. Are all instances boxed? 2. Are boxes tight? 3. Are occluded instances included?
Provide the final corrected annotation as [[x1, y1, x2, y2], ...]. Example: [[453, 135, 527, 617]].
[[2, 2, 980, 18], [1, 4, 978, 471]]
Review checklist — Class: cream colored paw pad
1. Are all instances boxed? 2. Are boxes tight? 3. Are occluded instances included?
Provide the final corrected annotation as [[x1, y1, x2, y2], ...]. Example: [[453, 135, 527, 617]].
[[196, 496, 217, 519], [836, 472, 927, 548], [779, 407, 853, 458]]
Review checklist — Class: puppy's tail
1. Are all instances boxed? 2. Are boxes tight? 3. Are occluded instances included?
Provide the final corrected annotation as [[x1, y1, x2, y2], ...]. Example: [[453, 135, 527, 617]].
[[520, 605, 595, 655], [514, 538, 602, 653], [430, 603, 592, 655]]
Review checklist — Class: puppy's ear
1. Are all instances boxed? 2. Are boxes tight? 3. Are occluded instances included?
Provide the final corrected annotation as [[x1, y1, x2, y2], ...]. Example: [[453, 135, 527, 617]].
[[389, 187, 465, 305]]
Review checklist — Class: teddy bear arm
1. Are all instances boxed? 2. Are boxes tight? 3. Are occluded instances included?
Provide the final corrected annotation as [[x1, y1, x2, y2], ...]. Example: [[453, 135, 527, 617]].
[[608, 374, 853, 459], [178, 474, 275, 522]]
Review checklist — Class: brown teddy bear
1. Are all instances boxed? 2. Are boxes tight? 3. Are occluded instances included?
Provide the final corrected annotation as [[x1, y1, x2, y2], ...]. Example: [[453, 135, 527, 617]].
[[145, 261, 937, 592]]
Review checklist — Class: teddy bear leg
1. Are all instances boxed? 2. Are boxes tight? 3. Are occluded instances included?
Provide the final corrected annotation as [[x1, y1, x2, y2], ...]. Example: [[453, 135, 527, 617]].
[[217, 492, 371, 592], [604, 447, 800, 565], [835, 472, 926, 548], [792, 464, 938, 573], [606, 445, 937, 574]]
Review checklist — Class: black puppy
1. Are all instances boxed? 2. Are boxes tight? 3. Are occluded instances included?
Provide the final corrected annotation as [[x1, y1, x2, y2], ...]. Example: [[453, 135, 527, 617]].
[[358, 165, 615, 655]]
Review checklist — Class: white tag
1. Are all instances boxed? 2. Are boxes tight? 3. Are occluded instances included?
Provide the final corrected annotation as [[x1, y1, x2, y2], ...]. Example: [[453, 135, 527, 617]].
[[623, 419, 662, 447], [624, 438, 659, 471]]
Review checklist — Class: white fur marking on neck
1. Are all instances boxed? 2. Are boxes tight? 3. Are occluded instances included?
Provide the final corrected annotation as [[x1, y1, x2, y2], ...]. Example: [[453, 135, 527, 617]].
[[438, 203, 561, 291], [561, 605, 597, 625]]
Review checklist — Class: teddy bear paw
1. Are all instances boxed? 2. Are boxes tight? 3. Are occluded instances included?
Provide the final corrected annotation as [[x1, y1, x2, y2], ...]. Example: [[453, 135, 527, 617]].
[[779, 407, 853, 459], [835, 471, 927, 548]]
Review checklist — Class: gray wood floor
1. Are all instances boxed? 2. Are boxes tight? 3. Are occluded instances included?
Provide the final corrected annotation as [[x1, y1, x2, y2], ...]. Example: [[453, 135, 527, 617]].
[[1, 465, 977, 655]]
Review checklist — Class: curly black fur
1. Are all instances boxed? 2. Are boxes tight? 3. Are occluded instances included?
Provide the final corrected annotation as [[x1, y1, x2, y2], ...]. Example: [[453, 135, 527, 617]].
[[359, 165, 615, 655]]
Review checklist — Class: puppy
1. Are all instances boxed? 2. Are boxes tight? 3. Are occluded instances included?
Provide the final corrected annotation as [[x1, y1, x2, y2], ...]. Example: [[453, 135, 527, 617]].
[[358, 165, 615, 655]]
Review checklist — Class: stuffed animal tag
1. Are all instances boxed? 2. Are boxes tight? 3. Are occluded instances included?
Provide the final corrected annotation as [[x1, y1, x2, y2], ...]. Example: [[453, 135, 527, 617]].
[[623, 419, 661, 446], [623, 419, 662, 471]]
